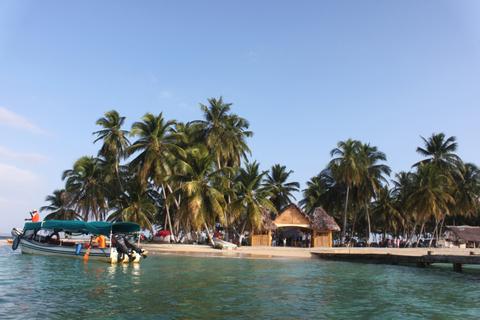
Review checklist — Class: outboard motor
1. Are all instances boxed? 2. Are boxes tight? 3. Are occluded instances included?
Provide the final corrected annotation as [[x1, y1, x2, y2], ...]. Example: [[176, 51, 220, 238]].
[[124, 237, 147, 258], [11, 228, 23, 251], [113, 234, 132, 261]]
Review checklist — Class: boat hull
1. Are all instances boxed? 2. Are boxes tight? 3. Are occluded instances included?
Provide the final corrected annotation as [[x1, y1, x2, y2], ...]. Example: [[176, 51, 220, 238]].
[[20, 239, 113, 262], [19, 239, 143, 263]]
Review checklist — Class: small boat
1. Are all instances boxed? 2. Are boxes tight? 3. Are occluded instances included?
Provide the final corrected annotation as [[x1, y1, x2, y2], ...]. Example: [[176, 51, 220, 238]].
[[11, 220, 147, 264], [212, 238, 238, 250]]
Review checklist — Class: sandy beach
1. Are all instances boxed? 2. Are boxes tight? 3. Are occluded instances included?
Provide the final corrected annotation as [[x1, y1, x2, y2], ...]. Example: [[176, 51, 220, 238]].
[[4, 238, 479, 260], [143, 243, 314, 259]]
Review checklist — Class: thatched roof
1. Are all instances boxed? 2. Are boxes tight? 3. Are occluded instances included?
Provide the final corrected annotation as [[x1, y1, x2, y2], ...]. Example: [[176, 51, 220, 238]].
[[272, 204, 340, 232], [274, 204, 310, 227], [446, 226, 480, 242], [260, 208, 277, 232], [310, 207, 341, 232]]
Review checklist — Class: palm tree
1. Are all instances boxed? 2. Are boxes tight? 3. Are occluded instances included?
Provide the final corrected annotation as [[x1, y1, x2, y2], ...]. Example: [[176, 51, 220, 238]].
[[411, 133, 462, 244], [414, 133, 460, 168], [93, 110, 130, 193], [94, 110, 130, 161], [300, 169, 344, 216], [192, 97, 252, 169], [407, 163, 455, 245], [191, 98, 252, 240], [371, 186, 402, 238], [171, 147, 228, 244], [263, 164, 300, 213], [392, 171, 417, 242], [357, 144, 391, 244], [128, 113, 183, 238], [40, 189, 81, 220], [230, 161, 277, 234], [128, 112, 180, 186], [108, 179, 156, 231], [62, 156, 108, 221], [450, 162, 480, 223], [329, 139, 364, 244], [174, 122, 204, 150]]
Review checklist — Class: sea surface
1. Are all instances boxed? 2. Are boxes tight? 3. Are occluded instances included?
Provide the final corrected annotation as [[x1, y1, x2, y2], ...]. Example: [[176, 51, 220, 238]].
[[0, 245, 479, 319]]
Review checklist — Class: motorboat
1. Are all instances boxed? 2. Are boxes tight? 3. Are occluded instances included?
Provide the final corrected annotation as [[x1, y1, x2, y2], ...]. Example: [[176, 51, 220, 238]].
[[11, 220, 147, 264]]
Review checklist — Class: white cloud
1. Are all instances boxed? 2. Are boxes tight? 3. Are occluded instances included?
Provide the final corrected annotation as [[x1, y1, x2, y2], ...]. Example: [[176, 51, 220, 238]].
[[0, 145, 48, 163], [0, 107, 47, 134]]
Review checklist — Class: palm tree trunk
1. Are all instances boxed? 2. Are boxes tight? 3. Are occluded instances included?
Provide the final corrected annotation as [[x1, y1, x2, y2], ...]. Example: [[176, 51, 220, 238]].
[[115, 160, 124, 193], [365, 202, 371, 246], [164, 209, 168, 229], [215, 156, 231, 242], [204, 222, 215, 247], [238, 220, 248, 247], [350, 211, 357, 247], [416, 222, 425, 247], [407, 222, 417, 247], [439, 216, 446, 240], [224, 194, 232, 242], [429, 218, 439, 248], [161, 185, 176, 243], [167, 184, 180, 209], [342, 186, 350, 245], [166, 184, 182, 238]]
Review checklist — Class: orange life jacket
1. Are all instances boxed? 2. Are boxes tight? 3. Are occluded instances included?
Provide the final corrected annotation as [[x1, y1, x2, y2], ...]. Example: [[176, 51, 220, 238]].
[[97, 235, 106, 248], [32, 212, 40, 223]]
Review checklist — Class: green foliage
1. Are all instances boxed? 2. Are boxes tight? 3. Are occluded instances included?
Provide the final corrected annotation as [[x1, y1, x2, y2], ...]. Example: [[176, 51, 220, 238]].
[[263, 164, 300, 213], [192, 97, 252, 168], [107, 178, 157, 231], [230, 161, 276, 232], [44, 102, 479, 246], [62, 156, 109, 221], [40, 189, 81, 220], [171, 147, 228, 230]]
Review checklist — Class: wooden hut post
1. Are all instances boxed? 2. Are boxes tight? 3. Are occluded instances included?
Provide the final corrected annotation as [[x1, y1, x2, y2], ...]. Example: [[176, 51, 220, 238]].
[[312, 230, 317, 248]]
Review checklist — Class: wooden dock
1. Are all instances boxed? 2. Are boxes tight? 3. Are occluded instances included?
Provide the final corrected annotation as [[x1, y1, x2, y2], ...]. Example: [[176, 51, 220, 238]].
[[311, 248, 480, 272]]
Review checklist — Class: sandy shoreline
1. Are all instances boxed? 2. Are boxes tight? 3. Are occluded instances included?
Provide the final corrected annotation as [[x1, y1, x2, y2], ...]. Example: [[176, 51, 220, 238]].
[[143, 243, 314, 259], [3, 238, 479, 260]]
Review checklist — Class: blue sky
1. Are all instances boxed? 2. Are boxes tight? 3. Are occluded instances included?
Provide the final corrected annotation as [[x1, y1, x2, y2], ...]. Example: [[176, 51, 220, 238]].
[[1, 0, 479, 233]]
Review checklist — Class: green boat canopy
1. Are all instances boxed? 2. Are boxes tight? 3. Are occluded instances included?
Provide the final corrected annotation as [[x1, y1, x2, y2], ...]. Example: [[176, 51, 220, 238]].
[[23, 220, 140, 236]]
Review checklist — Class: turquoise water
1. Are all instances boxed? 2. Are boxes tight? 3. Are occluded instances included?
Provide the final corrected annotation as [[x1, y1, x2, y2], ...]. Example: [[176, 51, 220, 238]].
[[1, 245, 479, 319]]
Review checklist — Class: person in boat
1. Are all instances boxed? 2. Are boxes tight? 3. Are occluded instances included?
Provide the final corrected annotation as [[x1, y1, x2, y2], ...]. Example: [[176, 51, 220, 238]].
[[45, 231, 61, 244], [25, 209, 40, 223], [94, 234, 107, 249]]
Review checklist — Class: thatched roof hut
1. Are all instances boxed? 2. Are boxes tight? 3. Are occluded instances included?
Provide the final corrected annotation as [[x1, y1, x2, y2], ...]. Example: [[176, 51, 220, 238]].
[[260, 208, 277, 232], [251, 204, 340, 247], [272, 204, 340, 232], [310, 207, 341, 232], [445, 226, 480, 243]]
